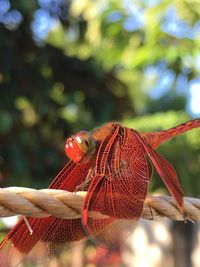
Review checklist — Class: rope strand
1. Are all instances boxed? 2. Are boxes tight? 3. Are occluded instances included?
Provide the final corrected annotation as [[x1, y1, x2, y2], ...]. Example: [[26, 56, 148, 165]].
[[0, 187, 199, 221]]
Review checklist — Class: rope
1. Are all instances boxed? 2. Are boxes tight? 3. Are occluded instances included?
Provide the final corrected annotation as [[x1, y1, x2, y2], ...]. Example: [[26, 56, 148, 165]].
[[0, 187, 199, 221]]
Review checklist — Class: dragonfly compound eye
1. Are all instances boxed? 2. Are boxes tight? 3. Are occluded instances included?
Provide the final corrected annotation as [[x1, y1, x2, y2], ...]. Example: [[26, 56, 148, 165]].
[[65, 131, 96, 163]]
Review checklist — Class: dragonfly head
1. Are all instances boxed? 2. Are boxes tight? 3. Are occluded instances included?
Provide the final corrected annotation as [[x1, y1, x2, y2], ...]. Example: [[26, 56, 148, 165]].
[[65, 131, 96, 163]]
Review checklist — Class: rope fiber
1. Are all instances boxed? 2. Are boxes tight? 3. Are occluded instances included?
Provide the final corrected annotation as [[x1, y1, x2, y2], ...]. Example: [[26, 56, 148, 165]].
[[0, 187, 199, 221]]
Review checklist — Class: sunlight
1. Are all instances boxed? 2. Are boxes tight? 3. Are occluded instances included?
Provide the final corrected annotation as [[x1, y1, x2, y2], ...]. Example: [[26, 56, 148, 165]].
[[188, 81, 200, 116], [1, 216, 18, 228]]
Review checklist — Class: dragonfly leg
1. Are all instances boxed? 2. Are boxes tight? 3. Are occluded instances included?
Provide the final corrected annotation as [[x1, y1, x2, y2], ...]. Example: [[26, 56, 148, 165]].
[[147, 203, 154, 220], [75, 168, 94, 191]]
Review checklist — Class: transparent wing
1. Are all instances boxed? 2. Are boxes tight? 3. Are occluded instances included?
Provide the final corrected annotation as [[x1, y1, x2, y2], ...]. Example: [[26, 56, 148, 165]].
[[137, 135, 184, 212], [82, 128, 151, 246], [0, 160, 91, 266]]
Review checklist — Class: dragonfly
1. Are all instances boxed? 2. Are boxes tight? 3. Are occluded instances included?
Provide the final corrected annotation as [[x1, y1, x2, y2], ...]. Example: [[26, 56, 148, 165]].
[[0, 118, 200, 266]]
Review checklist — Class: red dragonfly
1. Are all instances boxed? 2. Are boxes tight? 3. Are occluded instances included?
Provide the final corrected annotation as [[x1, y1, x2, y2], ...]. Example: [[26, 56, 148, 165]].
[[0, 119, 200, 266]]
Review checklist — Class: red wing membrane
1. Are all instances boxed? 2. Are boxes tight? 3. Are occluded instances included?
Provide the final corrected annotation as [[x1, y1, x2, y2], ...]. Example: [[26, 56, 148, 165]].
[[82, 128, 151, 246], [0, 160, 91, 266], [137, 134, 184, 212]]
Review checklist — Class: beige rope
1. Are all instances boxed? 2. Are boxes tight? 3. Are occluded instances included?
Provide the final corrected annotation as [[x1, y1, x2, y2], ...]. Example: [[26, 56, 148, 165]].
[[0, 187, 199, 221]]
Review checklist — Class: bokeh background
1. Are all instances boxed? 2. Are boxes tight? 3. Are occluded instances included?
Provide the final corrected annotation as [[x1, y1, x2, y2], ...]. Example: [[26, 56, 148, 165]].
[[0, 0, 200, 266]]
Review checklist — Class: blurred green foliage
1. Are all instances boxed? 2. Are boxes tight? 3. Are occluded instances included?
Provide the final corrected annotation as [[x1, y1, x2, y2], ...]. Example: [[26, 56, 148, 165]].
[[0, 0, 200, 198]]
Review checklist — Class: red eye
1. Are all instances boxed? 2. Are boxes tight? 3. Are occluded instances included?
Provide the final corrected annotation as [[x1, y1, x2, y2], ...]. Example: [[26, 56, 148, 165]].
[[65, 131, 96, 163], [65, 138, 85, 163]]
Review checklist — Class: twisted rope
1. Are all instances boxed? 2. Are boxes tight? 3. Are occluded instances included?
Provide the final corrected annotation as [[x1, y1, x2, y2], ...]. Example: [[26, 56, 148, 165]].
[[0, 187, 199, 221]]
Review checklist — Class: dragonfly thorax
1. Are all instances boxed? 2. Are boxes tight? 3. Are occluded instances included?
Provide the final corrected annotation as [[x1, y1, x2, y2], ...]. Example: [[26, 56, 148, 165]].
[[65, 131, 96, 163]]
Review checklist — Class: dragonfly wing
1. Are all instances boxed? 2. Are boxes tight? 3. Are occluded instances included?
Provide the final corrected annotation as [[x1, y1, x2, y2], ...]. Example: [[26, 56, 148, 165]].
[[0, 160, 91, 266], [82, 128, 151, 246], [137, 134, 184, 213]]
